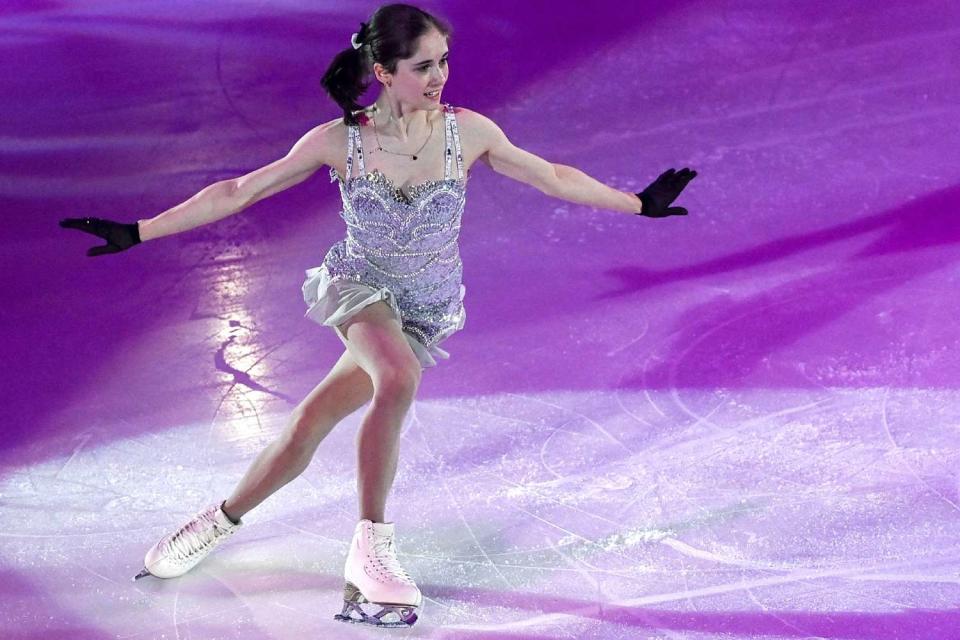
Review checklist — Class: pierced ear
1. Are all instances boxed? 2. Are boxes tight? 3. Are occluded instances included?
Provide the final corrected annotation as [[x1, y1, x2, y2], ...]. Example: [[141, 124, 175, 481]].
[[372, 63, 390, 84]]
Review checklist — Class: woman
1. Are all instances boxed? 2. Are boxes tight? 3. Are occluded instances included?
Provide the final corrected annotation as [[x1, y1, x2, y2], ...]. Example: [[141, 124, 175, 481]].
[[60, 3, 695, 628]]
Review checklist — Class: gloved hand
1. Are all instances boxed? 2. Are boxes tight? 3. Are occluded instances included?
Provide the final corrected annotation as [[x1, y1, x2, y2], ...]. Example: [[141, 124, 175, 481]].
[[59, 217, 141, 256], [635, 168, 697, 218]]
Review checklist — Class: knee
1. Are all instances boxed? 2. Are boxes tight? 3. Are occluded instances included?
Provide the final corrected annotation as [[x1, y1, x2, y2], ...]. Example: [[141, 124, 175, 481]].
[[372, 364, 421, 404]]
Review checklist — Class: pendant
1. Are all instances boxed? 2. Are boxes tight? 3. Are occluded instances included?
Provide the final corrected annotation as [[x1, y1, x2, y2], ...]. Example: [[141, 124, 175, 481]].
[[412, 155, 417, 160]]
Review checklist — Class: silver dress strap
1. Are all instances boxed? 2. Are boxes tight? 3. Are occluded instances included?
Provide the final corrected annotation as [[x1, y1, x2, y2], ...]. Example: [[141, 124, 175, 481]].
[[444, 104, 464, 181], [443, 108, 453, 181], [351, 125, 366, 178], [344, 124, 356, 181]]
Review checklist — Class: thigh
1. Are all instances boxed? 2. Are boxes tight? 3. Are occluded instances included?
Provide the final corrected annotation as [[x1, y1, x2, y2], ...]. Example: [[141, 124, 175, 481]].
[[335, 300, 421, 387]]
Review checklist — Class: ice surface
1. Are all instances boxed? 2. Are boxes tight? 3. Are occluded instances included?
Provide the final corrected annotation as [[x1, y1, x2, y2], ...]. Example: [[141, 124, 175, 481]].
[[2, 1, 960, 638]]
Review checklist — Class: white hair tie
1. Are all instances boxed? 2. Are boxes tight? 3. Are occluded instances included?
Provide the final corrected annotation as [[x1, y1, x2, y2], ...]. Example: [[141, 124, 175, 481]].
[[350, 32, 363, 50]]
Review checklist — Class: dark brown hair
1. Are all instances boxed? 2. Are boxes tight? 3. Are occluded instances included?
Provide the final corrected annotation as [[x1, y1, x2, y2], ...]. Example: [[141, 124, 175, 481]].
[[320, 4, 453, 125]]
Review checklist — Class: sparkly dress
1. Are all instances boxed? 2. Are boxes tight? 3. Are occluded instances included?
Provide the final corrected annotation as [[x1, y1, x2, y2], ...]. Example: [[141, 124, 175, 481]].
[[301, 103, 468, 368]]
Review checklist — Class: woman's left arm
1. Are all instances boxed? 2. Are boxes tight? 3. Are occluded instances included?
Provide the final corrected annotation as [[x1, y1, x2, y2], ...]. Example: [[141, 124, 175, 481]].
[[462, 109, 695, 217]]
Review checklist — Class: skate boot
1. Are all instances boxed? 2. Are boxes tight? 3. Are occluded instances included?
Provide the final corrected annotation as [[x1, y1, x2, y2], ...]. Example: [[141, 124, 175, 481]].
[[334, 520, 422, 627], [133, 501, 242, 580]]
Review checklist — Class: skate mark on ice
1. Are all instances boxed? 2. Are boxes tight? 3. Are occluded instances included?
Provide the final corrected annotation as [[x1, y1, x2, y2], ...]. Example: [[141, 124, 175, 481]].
[[546, 533, 607, 580], [666, 393, 726, 445], [612, 387, 654, 429], [626, 353, 669, 418], [639, 350, 734, 452], [404, 550, 652, 580], [848, 571, 960, 585], [53, 433, 92, 480], [0, 519, 162, 539], [214, 23, 273, 146], [880, 388, 960, 515], [289, 473, 357, 525], [604, 314, 649, 357], [746, 587, 809, 636], [643, 394, 831, 471], [695, 105, 959, 159], [485, 469, 626, 528], [763, 19, 806, 111], [271, 601, 318, 619], [172, 581, 183, 640], [539, 421, 583, 481], [445, 553, 960, 633], [584, 54, 960, 154], [506, 392, 631, 455], [410, 408, 517, 590], [78, 562, 132, 590], [644, 382, 668, 418], [457, 402, 540, 427], [661, 300, 802, 434], [616, 479, 662, 514], [661, 537, 827, 573], [677, 556, 703, 635], [506, 502, 646, 569], [623, 555, 960, 606], [822, 579, 913, 610], [795, 442, 885, 487], [116, 603, 253, 640], [275, 520, 346, 547]]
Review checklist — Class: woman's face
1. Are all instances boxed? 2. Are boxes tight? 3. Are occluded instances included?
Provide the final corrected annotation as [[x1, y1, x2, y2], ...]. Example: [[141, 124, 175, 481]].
[[378, 28, 449, 111]]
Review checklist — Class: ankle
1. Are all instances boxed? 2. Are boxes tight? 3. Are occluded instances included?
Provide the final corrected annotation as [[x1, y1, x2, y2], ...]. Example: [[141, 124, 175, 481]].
[[360, 512, 386, 524], [220, 500, 243, 525]]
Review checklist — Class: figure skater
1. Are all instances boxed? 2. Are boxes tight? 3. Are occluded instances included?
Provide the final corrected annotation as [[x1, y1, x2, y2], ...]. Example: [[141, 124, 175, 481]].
[[59, 3, 696, 628]]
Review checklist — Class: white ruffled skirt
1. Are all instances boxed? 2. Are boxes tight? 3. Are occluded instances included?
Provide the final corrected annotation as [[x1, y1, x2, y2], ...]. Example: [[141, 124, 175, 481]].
[[301, 266, 463, 369]]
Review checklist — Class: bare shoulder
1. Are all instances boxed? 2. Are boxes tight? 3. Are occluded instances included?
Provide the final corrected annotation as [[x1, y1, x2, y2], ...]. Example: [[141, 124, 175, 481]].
[[230, 116, 351, 207], [449, 106, 509, 162], [296, 116, 347, 161], [451, 106, 502, 137]]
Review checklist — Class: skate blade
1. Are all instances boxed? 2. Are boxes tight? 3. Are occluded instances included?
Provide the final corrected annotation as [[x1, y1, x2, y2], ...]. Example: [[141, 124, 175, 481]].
[[132, 567, 151, 581], [335, 600, 418, 627], [334, 613, 417, 628]]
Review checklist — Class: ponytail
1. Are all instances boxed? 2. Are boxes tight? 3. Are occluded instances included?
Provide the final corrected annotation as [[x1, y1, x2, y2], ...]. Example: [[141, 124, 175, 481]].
[[320, 39, 371, 126], [320, 5, 452, 126]]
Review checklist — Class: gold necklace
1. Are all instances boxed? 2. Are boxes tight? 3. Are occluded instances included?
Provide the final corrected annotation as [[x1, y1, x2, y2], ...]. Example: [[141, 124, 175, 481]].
[[371, 106, 433, 161]]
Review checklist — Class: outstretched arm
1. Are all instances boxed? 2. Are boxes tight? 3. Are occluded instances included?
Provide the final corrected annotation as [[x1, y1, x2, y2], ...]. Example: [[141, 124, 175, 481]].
[[137, 120, 337, 241], [463, 109, 695, 216], [60, 119, 340, 255], [552, 163, 643, 214]]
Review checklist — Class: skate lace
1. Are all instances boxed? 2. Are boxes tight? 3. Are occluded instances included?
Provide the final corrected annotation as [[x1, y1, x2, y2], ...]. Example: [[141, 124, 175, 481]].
[[165, 509, 229, 559], [372, 536, 413, 584]]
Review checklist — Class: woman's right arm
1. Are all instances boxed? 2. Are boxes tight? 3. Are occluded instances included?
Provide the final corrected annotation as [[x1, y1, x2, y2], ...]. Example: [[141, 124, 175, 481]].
[[137, 119, 341, 242]]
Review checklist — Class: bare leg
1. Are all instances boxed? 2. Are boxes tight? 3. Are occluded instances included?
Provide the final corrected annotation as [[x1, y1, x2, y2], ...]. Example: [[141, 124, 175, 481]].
[[335, 301, 422, 524], [222, 349, 374, 520], [353, 376, 417, 523]]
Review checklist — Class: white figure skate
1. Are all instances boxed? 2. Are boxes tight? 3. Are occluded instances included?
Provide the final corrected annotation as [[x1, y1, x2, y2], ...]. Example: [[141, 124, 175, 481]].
[[133, 501, 242, 580], [334, 520, 422, 627]]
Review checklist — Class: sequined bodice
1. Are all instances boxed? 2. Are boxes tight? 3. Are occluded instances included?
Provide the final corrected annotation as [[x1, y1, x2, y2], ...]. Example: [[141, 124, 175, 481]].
[[331, 169, 465, 268], [319, 103, 467, 348]]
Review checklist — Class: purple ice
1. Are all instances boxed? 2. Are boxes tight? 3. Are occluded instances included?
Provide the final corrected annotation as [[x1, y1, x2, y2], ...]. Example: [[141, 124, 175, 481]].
[[2, 1, 960, 638]]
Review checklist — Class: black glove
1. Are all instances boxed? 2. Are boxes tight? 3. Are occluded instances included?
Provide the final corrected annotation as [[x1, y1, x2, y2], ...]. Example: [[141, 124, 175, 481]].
[[635, 167, 697, 218], [59, 217, 141, 256]]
